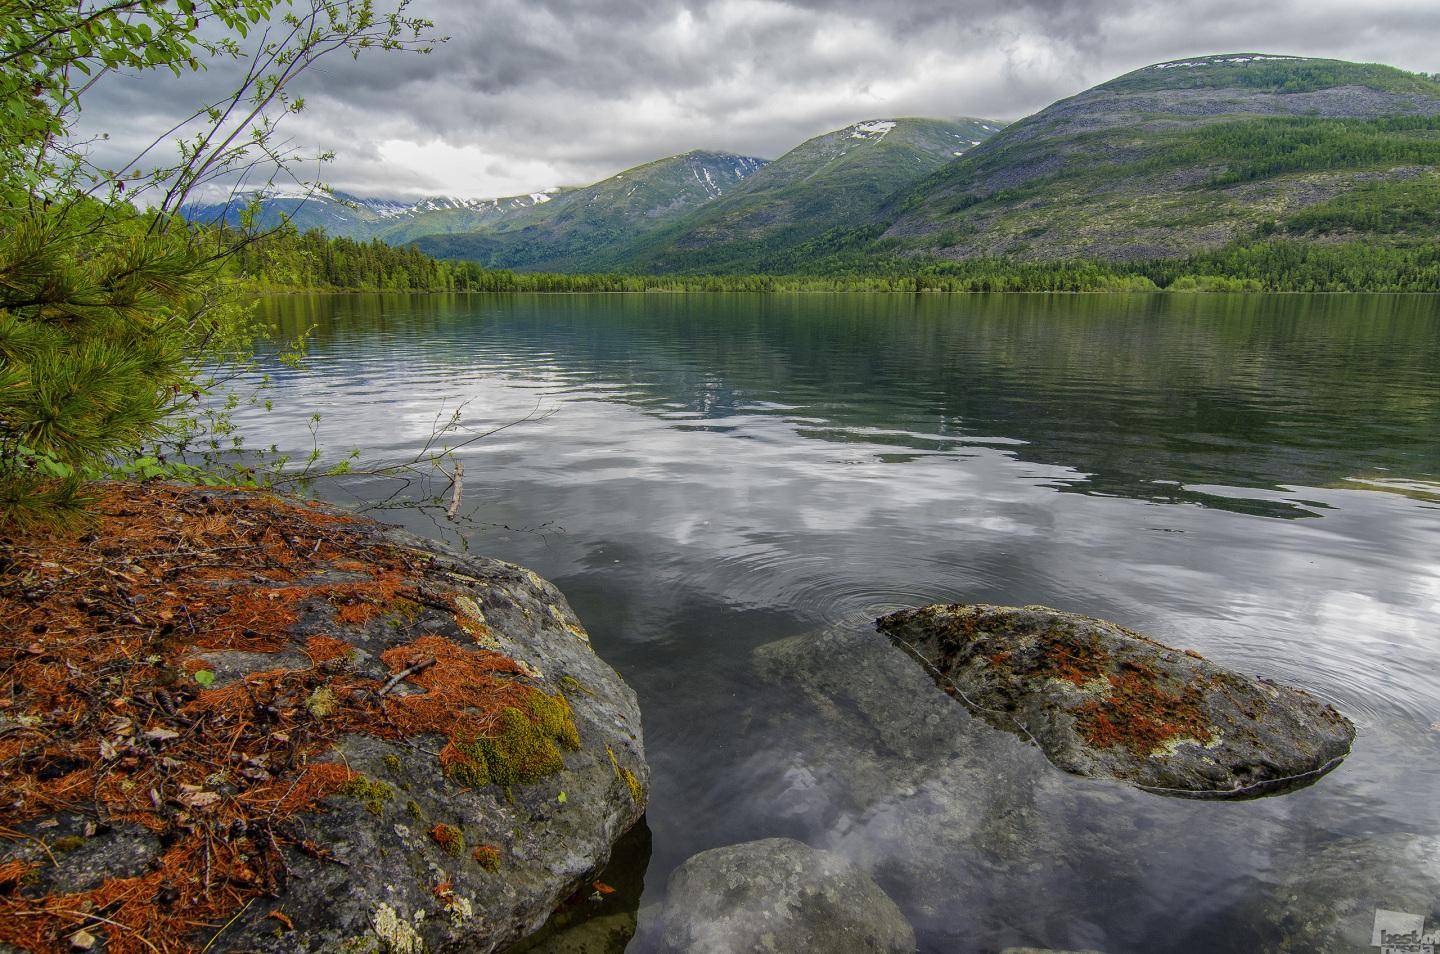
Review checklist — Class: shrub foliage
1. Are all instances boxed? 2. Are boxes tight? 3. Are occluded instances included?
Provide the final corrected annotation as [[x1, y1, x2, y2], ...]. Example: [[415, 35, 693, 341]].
[[0, 0, 434, 526]]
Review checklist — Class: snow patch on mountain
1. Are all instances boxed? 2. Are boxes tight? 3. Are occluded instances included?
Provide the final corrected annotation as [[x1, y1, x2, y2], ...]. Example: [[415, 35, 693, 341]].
[[850, 120, 896, 141], [696, 165, 722, 197], [1150, 54, 1302, 71]]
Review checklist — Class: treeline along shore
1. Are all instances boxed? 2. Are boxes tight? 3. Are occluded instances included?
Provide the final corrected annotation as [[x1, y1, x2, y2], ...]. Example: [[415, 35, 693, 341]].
[[235, 226, 1440, 294]]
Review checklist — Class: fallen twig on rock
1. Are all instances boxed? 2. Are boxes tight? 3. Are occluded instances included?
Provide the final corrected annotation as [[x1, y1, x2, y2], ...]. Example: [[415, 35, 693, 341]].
[[377, 657, 437, 697]]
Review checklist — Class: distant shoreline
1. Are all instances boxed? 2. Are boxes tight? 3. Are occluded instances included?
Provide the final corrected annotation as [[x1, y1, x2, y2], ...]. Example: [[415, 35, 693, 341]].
[[252, 286, 1440, 297]]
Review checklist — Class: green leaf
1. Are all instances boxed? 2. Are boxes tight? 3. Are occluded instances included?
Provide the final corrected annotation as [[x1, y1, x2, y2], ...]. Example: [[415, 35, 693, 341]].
[[194, 670, 216, 687]]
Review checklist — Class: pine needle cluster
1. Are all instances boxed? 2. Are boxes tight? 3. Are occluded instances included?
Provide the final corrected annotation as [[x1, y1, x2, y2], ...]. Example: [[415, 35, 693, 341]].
[[0, 203, 240, 528]]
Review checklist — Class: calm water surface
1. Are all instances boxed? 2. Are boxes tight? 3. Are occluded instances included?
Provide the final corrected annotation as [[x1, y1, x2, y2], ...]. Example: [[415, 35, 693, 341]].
[[242, 293, 1440, 953]]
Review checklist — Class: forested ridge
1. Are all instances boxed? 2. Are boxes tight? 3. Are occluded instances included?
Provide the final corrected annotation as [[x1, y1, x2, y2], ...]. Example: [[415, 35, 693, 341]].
[[234, 225, 1440, 293]]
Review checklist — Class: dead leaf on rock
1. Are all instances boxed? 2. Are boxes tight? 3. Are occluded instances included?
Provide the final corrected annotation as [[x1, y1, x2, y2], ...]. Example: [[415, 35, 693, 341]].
[[178, 786, 221, 810]]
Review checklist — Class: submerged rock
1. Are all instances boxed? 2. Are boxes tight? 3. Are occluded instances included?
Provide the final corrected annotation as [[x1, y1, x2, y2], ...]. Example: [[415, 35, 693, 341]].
[[0, 485, 647, 952], [1227, 833, 1440, 953], [877, 603, 1355, 798], [654, 838, 916, 954], [748, 624, 1149, 949]]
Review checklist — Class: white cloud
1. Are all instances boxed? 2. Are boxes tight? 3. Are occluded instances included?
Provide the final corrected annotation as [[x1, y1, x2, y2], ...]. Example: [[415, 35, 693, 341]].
[[78, 0, 1440, 201], [373, 139, 572, 197]]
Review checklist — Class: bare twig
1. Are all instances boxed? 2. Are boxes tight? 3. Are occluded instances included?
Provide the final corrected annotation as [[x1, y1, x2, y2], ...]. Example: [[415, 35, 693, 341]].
[[376, 657, 436, 698], [446, 461, 463, 521]]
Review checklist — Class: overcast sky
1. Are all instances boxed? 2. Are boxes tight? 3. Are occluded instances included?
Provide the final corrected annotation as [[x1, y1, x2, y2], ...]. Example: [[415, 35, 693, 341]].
[[91, 0, 1440, 201]]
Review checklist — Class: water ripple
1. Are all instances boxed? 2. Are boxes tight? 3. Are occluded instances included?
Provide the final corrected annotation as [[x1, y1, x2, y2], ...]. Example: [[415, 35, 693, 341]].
[[237, 292, 1440, 953]]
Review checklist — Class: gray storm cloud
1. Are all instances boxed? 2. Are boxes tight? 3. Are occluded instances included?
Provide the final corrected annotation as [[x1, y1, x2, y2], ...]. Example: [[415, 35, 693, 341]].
[[78, 0, 1440, 200]]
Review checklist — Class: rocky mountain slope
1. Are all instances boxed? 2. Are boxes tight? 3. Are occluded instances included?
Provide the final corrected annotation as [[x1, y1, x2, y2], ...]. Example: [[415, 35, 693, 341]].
[[182, 189, 568, 241], [185, 152, 767, 265], [876, 54, 1440, 261], [410, 151, 767, 270], [181, 189, 415, 237], [608, 117, 1002, 272]]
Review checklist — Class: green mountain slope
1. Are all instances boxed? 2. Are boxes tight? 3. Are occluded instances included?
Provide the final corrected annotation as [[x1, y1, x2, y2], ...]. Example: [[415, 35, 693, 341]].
[[409, 151, 766, 269], [611, 118, 1002, 272], [878, 54, 1440, 261], [180, 191, 417, 237], [180, 191, 565, 240], [370, 192, 571, 243], [183, 153, 764, 254]]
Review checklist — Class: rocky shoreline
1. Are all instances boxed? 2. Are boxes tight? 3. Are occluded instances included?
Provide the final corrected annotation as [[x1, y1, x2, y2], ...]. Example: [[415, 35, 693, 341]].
[[0, 485, 646, 953]]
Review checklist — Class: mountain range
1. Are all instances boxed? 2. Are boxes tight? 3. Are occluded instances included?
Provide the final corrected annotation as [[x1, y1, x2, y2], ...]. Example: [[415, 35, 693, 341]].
[[878, 54, 1440, 263], [183, 153, 767, 259], [184, 54, 1440, 273]]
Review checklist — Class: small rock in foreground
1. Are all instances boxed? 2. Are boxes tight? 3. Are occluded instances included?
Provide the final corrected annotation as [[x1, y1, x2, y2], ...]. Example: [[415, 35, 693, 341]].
[[877, 603, 1354, 798], [655, 837, 916, 954]]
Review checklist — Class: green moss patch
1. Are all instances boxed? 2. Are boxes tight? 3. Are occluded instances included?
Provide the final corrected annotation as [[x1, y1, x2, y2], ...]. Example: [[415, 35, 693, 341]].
[[429, 823, 464, 856], [339, 775, 395, 817], [472, 844, 502, 872], [444, 690, 581, 792], [606, 745, 644, 803]]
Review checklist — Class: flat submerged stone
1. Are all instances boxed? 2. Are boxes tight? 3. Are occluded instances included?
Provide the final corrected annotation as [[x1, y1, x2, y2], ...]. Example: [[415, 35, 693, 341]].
[[876, 603, 1355, 799], [655, 838, 916, 954]]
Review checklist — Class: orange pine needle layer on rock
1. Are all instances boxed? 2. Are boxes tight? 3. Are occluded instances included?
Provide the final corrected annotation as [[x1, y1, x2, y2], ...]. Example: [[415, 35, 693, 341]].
[[0, 484, 564, 953]]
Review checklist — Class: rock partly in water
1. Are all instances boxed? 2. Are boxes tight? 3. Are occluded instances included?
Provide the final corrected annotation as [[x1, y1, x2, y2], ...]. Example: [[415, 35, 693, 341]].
[[0, 484, 647, 953], [747, 618, 1387, 952], [877, 603, 1355, 798], [655, 838, 916, 954], [748, 624, 1157, 950], [507, 818, 652, 954]]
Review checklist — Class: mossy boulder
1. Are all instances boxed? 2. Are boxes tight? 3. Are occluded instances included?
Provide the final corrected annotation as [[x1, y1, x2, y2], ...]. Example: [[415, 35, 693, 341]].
[[0, 486, 647, 953], [877, 603, 1355, 798]]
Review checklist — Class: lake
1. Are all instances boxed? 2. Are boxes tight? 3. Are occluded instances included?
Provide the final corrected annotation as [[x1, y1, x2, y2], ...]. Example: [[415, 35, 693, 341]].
[[240, 292, 1440, 953]]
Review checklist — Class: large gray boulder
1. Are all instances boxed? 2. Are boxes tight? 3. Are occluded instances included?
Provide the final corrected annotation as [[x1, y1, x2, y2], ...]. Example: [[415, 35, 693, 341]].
[[877, 603, 1355, 798], [0, 488, 646, 953], [655, 838, 915, 954]]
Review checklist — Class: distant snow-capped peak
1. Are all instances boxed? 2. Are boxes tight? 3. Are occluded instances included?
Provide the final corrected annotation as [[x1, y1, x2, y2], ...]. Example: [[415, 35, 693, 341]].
[[399, 190, 560, 215]]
